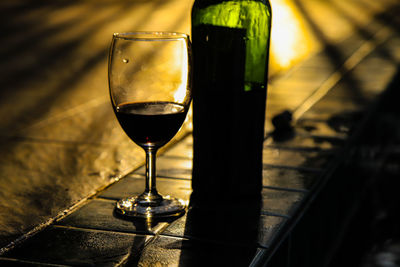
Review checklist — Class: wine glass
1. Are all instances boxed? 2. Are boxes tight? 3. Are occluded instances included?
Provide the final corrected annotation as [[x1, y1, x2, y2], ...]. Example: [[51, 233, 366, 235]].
[[108, 32, 192, 218]]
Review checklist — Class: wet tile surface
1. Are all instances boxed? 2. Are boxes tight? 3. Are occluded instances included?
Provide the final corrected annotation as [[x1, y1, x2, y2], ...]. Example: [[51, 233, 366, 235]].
[[295, 119, 349, 138], [162, 135, 193, 159], [299, 111, 365, 138], [99, 175, 192, 202], [263, 167, 321, 191], [2, 226, 151, 266], [160, 206, 285, 248], [265, 131, 345, 150], [1, 0, 398, 265], [305, 95, 367, 116], [137, 235, 260, 267], [263, 147, 334, 171], [0, 258, 62, 266], [261, 188, 306, 218], [56, 198, 168, 235], [0, 138, 142, 246]]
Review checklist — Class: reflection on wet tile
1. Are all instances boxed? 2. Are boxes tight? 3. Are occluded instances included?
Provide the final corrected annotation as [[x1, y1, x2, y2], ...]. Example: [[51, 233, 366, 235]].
[[265, 131, 344, 150], [0, 139, 143, 244], [299, 53, 337, 69], [0, 259, 47, 266], [296, 119, 348, 138], [296, 109, 337, 121], [261, 188, 305, 217], [12, 102, 114, 142], [307, 96, 366, 115], [3, 226, 150, 266], [137, 235, 259, 267], [269, 77, 323, 94], [299, 89, 367, 122], [161, 206, 286, 248], [263, 147, 333, 170], [135, 156, 192, 179], [56, 199, 167, 235], [163, 135, 193, 159], [285, 66, 333, 84], [348, 53, 398, 94], [99, 176, 192, 202], [300, 108, 365, 138], [263, 167, 321, 191], [324, 81, 375, 100], [267, 92, 309, 111]]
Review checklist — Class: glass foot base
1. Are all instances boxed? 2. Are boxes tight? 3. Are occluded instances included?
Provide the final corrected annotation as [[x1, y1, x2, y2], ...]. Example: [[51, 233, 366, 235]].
[[115, 195, 186, 218]]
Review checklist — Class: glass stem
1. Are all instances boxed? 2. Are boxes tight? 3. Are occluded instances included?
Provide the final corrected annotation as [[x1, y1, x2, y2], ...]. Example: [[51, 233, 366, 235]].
[[141, 147, 162, 204]]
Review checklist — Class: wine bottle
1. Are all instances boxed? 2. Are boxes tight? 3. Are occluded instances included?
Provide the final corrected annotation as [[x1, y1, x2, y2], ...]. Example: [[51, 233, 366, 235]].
[[191, 0, 272, 204]]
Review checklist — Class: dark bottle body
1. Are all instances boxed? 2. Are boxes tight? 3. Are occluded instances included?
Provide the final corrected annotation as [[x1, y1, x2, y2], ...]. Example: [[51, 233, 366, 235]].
[[191, 0, 272, 203]]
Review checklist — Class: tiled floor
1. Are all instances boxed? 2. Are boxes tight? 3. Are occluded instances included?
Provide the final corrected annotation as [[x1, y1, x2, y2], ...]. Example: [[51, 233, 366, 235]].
[[0, 0, 399, 266]]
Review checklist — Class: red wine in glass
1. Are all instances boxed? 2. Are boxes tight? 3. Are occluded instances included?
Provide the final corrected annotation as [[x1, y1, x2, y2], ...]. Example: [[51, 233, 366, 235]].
[[115, 101, 187, 149]]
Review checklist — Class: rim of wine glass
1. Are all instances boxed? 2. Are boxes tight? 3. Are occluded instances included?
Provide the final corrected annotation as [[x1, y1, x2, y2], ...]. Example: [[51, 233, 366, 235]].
[[113, 31, 189, 41]]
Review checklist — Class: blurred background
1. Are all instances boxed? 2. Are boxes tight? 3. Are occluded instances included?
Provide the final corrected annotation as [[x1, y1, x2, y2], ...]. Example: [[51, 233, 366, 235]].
[[0, 0, 399, 265]]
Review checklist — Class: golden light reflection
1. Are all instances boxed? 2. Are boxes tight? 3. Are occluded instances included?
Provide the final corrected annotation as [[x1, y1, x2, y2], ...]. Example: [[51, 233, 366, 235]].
[[269, 0, 319, 71], [173, 39, 189, 103], [173, 38, 193, 131]]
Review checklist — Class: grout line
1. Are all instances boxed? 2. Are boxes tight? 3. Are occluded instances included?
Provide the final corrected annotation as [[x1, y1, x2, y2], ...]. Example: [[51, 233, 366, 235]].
[[0, 196, 89, 256], [249, 249, 269, 266], [263, 185, 309, 194], [17, 96, 108, 132], [96, 195, 120, 201], [52, 224, 158, 238], [0, 135, 121, 147], [292, 25, 393, 122], [157, 232, 259, 249], [260, 210, 290, 219], [0, 257, 70, 267], [83, 197, 115, 202], [263, 163, 323, 173], [125, 172, 192, 181], [159, 154, 193, 160], [264, 144, 340, 153], [148, 174, 191, 181], [307, 134, 347, 141]]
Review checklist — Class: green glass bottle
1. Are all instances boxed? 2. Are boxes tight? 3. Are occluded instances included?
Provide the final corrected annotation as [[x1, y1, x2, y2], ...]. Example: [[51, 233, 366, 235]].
[[191, 0, 272, 204]]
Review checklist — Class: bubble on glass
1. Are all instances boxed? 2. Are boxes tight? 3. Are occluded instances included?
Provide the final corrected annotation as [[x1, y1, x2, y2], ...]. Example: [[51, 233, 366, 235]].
[[122, 58, 129, 63]]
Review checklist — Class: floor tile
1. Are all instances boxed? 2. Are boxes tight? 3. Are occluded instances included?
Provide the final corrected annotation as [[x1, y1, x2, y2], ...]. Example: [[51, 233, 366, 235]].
[[0, 139, 141, 248], [296, 119, 349, 138], [261, 188, 306, 218], [307, 94, 366, 114], [99, 176, 192, 203], [284, 66, 334, 84], [3, 226, 151, 267], [269, 78, 323, 95], [56, 198, 168, 235], [263, 167, 321, 191], [162, 135, 193, 159], [0, 258, 66, 266], [137, 235, 259, 267], [160, 205, 285, 248], [263, 147, 334, 171], [265, 131, 345, 150]]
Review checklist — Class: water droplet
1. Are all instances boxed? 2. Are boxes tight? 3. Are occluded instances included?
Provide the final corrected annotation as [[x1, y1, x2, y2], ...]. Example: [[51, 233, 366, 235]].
[[122, 58, 129, 63]]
